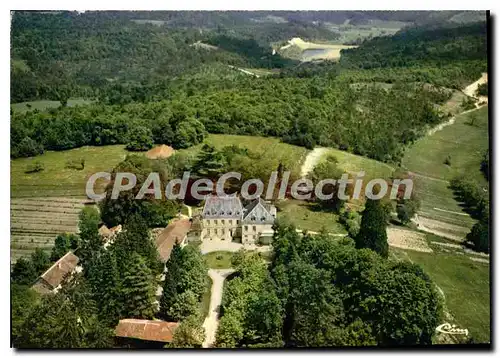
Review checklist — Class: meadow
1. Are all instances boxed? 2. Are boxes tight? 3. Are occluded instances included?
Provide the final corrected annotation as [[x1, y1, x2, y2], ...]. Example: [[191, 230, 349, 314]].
[[402, 106, 489, 227], [11, 145, 128, 198], [11, 99, 93, 113]]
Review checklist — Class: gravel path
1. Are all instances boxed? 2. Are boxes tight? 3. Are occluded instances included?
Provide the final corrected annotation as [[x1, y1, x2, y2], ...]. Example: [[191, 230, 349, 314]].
[[300, 147, 328, 178], [202, 269, 235, 348]]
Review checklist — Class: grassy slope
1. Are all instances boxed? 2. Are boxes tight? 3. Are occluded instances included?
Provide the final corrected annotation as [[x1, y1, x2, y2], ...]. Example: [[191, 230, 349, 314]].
[[11, 145, 128, 198], [402, 106, 488, 226], [391, 243, 490, 343], [11, 134, 308, 198], [277, 199, 347, 234], [181, 134, 309, 179], [323, 147, 395, 181]]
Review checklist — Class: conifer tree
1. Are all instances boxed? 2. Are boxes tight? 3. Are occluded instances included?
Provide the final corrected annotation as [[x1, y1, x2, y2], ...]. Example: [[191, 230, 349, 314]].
[[121, 253, 157, 319], [355, 198, 389, 258], [160, 244, 207, 321], [86, 249, 123, 324]]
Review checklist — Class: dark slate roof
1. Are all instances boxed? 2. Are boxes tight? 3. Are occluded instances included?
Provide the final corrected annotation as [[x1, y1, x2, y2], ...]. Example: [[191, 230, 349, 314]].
[[242, 198, 276, 224], [202, 196, 243, 219]]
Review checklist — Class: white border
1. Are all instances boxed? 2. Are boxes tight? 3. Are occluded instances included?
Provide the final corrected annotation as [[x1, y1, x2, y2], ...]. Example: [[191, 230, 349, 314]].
[[2, 2, 497, 357]]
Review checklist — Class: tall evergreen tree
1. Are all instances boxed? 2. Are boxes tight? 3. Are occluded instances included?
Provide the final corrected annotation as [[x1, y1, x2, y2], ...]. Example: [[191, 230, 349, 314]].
[[121, 253, 157, 319], [86, 248, 123, 324], [355, 198, 389, 258], [160, 244, 207, 321]]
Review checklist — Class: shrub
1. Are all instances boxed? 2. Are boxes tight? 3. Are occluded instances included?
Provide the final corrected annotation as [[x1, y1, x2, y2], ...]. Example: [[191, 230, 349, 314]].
[[65, 158, 85, 170], [25, 161, 44, 173], [444, 155, 452, 166]]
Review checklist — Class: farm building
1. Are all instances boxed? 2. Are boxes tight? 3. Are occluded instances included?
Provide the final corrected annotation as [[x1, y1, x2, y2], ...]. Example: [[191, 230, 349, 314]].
[[114, 319, 179, 348], [155, 219, 191, 262], [200, 196, 276, 245], [32, 251, 81, 294]]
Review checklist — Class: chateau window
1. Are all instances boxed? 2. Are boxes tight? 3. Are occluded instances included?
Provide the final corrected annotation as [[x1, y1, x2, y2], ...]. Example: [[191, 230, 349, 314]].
[[214, 220, 218, 225], [253, 226, 256, 232], [221, 220, 225, 225], [229, 220, 232, 225], [222, 229, 225, 235], [207, 229, 211, 235]]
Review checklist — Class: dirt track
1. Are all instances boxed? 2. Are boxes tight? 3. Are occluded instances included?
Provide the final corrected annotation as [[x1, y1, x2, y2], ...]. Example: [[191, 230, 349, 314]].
[[463, 73, 488, 104], [300, 147, 328, 177]]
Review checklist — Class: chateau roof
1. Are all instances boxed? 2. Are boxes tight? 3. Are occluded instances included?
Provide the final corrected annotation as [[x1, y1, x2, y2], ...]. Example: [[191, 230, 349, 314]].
[[202, 195, 243, 219], [242, 197, 276, 224]]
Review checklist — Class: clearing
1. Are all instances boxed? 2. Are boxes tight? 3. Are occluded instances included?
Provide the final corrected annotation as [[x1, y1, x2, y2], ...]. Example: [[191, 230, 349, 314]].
[[11, 99, 93, 113]]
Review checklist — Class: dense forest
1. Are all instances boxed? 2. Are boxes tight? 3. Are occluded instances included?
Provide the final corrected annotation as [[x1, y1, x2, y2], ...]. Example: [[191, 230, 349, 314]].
[[10, 11, 487, 164]]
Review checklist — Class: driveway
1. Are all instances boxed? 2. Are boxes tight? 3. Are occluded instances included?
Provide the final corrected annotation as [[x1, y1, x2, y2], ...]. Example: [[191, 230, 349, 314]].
[[200, 240, 271, 254], [202, 269, 235, 348]]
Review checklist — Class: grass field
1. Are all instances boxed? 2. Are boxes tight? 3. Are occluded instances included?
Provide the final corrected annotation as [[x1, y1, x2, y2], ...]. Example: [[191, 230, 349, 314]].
[[402, 106, 489, 226], [204, 251, 235, 269], [276, 199, 347, 234], [391, 243, 490, 343], [181, 134, 309, 180], [11, 99, 93, 113], [403, 106, 488, 182], [321, 147, 395, 181], [11, 145, 128, 198]]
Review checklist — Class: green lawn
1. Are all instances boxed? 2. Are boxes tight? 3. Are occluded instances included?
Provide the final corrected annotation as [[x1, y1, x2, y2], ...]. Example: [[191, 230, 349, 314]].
[[180, 134, 309, 179], [322, 147, 395, 181], [391, 246, 490, 343], [204, 251, 235, 269], [403, 106, 488, 182], [11, 145, 128, 198], [11, 99, 93, 113], [276, 199, 347, 234], [402, 106, 489, 225]]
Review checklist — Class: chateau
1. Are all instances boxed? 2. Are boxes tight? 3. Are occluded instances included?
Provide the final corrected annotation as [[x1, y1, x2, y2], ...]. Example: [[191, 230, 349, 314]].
[[200, 196, 276, 245]]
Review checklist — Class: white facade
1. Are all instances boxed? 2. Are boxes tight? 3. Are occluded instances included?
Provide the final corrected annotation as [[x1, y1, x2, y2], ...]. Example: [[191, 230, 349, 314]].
[[200, 196, 276, 245]]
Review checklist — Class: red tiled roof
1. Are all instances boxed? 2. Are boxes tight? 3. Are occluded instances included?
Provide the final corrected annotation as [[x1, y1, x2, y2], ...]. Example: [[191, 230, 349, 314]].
[[115, 319, 179, 343], [155, 219, 191, 261], [39, 251, 79, 288]]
